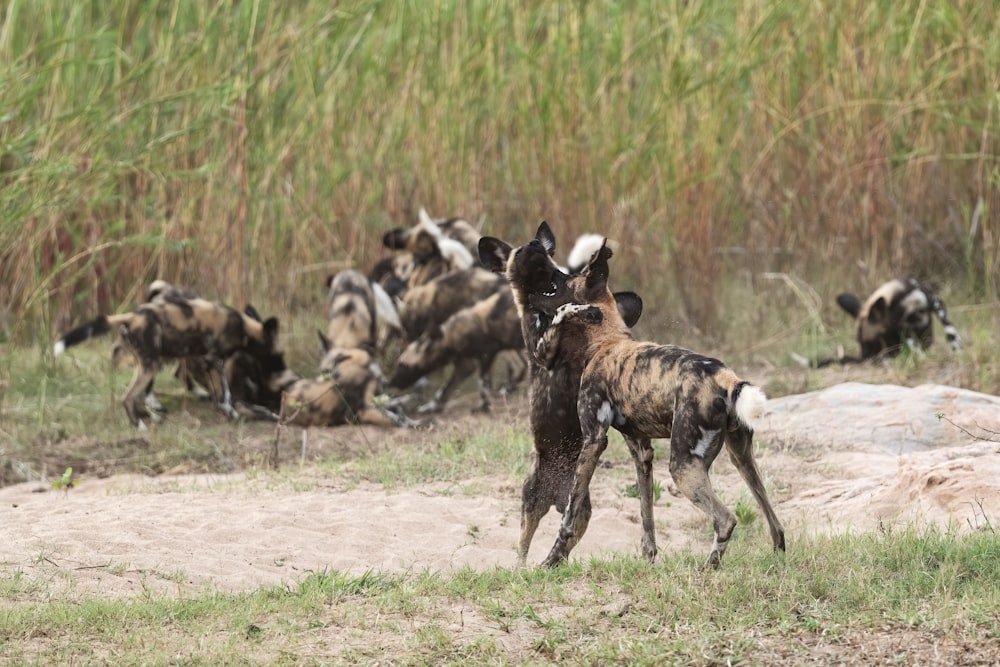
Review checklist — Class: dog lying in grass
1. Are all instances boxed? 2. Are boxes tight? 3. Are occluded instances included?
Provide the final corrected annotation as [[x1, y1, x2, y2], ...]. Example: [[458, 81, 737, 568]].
[[479, 223, 643, 566], [486, 226, 785, 568], [832, 277, 962, 363], [280, 360, 416, 428]]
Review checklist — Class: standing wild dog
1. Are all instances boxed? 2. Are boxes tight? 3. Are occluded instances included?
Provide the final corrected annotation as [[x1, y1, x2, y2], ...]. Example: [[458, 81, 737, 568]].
[[830, 278, 962, 365], [397, 267, 508, 341], [389, 287, 525, 414], [53, 292, 285, 429], [479, 223, 642, 566], [519, 236, 786, 569]]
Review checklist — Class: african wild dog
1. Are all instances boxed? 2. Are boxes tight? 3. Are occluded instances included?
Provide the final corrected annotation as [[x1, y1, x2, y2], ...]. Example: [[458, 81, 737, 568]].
[[324, 269, 379, 352], [53, 293, 285, 429], [829, 278, 962, 365], [138, 280, 214, 407], [138, 282, 293, 415], [397, 267, 508, 341], [380, 208, 478, 292], [383, 207, 481, 266], [478, 223, 642, 566], [520, 236, 785, 569], [389, 287, 525, 414], [279, 340, 416, 428]]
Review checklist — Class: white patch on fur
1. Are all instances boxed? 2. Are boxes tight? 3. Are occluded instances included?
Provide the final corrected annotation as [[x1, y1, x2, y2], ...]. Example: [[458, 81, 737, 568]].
[[372, 282, 403, 333], [899, 288, 929, 314], [53, 340, 65, 356], [438, 237, 474, 270], [567, 234, 606, 273], [418, 207, 445, 240], [145, 392, 164, 412], [597, 400, 614, 426], [690, 426, 720, 458], [944, 325, 961, 350], [734, 384, 767, 429]]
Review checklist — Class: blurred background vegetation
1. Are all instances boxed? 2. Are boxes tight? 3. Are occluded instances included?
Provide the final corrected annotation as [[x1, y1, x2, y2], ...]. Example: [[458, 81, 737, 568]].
[[0, 0, 997, 354]]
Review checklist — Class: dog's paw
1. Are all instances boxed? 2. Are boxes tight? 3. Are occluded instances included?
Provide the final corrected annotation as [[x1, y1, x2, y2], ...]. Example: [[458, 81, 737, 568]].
[[577, 306, 603, 323], [553, 303, 603, 325]]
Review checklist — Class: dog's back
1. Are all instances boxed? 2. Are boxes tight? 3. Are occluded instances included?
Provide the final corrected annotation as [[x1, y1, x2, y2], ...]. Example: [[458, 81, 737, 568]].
[[325, 269, 378, 352]]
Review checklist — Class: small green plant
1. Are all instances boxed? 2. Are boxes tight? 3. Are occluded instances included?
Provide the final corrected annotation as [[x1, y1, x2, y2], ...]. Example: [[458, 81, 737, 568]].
[[622, 479, 664, 502], [735, 499, 758, 527], [51, 467, 78, 495]]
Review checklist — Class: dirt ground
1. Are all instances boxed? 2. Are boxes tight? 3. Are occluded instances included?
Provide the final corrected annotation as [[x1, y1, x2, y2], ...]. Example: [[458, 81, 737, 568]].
[[3, 379, 999, 664]]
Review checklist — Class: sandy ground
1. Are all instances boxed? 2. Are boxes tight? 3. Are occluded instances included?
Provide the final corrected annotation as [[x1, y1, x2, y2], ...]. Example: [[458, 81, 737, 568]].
[[2, 384, 999, 598]]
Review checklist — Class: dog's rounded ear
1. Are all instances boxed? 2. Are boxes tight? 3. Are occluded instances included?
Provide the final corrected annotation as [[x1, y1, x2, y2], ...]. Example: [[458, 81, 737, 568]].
[[583, 240, 612, 299], [263, 317, 280, 340], [866, 296, 888, 324], [317, 330, 331, 353], [478, 237, 512, 273], [836, 293, 861, 319], [613, 291, 643, 327], [244, 304, 262, 322], [383, 228, 408, 249], [536, 221, 556, 256], [325, 274, 336, 289]]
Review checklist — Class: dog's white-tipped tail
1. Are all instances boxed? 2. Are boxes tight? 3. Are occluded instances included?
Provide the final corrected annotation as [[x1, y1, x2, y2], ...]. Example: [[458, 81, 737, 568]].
[[53, 340, 66, 356], [733, 382, 767, 430], [567, 234, 607, 273]]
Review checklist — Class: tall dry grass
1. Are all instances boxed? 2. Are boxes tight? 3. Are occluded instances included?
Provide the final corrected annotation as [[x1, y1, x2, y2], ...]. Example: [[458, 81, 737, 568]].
[[0, 0, 996, 343]]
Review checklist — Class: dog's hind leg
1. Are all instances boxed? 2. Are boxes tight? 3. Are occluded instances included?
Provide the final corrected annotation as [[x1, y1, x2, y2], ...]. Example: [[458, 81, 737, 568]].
[[725, 427, 786, 553], [624, 436, 658, 562], [123, 364, 159, 429], [541, 406, 610, 567], [417, 356, 477, 414], [473, 353, 499, 413], [214, 357, 238, 419], [517, 461, 551, 566], [669, 407, 734, 569], [356, 404, 419, 428], [517, 452, 586, 566]]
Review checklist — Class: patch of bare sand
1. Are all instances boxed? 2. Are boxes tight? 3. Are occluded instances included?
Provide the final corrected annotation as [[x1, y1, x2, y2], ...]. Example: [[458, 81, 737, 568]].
[[2, 383, 998, 599]]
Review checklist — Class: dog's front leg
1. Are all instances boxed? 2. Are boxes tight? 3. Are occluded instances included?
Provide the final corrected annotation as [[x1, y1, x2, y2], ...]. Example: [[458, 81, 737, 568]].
[[541, 391, 610, 568], [215, 357, 238, 420]]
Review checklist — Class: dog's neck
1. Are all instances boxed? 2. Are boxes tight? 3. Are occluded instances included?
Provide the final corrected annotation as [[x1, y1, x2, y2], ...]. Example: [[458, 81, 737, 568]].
[[534, 294, 632, 372]]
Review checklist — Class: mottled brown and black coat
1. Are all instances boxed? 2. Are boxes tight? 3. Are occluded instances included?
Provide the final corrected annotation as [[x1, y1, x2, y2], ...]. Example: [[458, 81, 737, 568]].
[[478, 223, 642, 566], [53, 292, 285, 429], [522, 237, 785, 569], [831, 278, 962, 364], [389, 286, 524, 414]]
